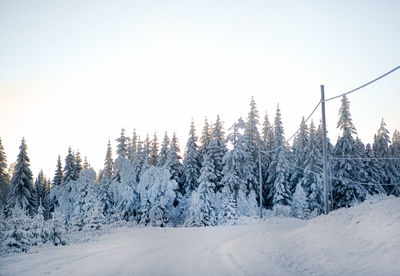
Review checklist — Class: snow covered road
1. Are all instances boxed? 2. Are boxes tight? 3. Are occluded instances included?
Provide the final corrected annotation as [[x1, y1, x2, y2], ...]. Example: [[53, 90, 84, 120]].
[[1, 196, 399, 276]]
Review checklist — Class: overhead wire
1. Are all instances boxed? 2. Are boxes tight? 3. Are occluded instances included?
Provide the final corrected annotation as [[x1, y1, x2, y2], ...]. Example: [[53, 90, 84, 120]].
[[324, 65, 400, 102]]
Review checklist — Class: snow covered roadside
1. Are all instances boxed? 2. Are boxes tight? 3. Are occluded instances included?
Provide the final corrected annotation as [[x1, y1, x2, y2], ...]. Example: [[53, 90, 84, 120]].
[[1, 196, 399, 276]]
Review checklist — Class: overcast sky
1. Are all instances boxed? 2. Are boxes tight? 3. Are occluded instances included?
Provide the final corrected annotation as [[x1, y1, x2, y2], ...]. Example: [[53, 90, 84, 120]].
[[1, 0, 399, 178]]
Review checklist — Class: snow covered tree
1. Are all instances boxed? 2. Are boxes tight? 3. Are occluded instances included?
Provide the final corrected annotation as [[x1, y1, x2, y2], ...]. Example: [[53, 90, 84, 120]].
[[6, 138, 36, 217], [207, 115, 227, 191], [63, 147, 76, 184], [116, 128, 130, 159], [185, 153, 217, 227], [290, 117, 309, 193], [364, 143, 386, 195], [164, 132, 182, 184], [261, 111, 274, 205], [47, 210, 67, 246], [34, 170, 47, 212], [74, 151, 83, 179], [157, 132, 170, 167], [301, 121, 323, 215], [128, 129, 138, 162], [137, 167, 177, 227], [291, 182, 309, 219], [99, 140, 114, 217], [82, 188, 106, 231], [266, 105, 291, 209], [373, 119, 399, 193], [389, 130, 400, 195], [218, 186, 238, 225], [269, 146, 292, 208], [243, 97, 262, 196], [199, 117, 212, 157], [181, 120, 201, 195], [53, 155, 63, 187], [0, 137, 10, 211], [131, 140, 150, 184], [333, 96, 367, 208], [30, 204, 49, 245], [149, 132, 159, 166], [1, 207, 32, 253]]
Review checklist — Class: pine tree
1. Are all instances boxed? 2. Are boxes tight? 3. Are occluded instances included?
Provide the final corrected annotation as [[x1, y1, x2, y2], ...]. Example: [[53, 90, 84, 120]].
[[261, 112, 274, 207], [266, 105, 291, 208], [6, 138, 36, 216], [1, 207, 32, 252], [34, 170, 47, 212], [269, 146, 292, 208], [185, 153, 217, 227], [218, 186, 238, 225], [364, 143, 385, 195], [301, 121, 323, 214], [74, 151, 83, 179], [30, 204, 49, 245], [290, 117, 309, 193], [149, 132, 159, 166], [131, 140, 150, 184], [199, 117, 212, 157], [137, 167, 177, 227], [53, 155, 63, 187], [389, 130, 400, 195], [48, 210, 67, 246], [333, 96, 367, 208], [99, 140, 114, 217], [0, 137, 10, 210], [207, 115, 227, 191], [243, 98, 262, 196], [164, 132, 182, 184], [373, 119, 398, 193], [157, 132, 170, 167], [63, 147, 76, 184], [181, 120, 201, 195], [116, 128, 130, 159], [129, 129, 138, 162], [290, 182, 309, 219]]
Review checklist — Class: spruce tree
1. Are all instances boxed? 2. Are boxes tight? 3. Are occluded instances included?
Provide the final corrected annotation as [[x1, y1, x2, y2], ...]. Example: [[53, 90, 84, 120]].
[[53, 155, 63, 187], [333, 96, 367, 208], [35, 170, 47, 210], [207, 115, 227, 191], [0, 137, 10, 210], [261, 112, 274, 206], [116, 128, 129, 159], [244, 97, 262, 195], [6, 138, 36, 216], [181, 120, 201, 195], [74, 151, 83, 179], [149, 132, 159, 166], [373, 119, 398, 193], [63, 147, 76, 184], [185, 152, 217, 227], [364, 143, 385, 195], [290, 117, 309, 193], [99, 140, 114, 217], [199, 117, 212, 157], [389, 130, 400, 195], [164, 132, 182, 184], [129, 129, 138, 162], [157, 132, 170, 167], [301, 121, 323, 214], [266, 104, 291, 208]]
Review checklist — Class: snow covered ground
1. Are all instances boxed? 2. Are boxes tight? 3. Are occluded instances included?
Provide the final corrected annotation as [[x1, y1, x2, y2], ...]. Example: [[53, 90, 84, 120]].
[[1, 196, 399, 276]]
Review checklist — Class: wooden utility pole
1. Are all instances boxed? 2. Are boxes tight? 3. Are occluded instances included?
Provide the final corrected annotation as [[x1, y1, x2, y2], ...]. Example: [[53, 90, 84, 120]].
[[258, 144, 263, 219], [321, 85, 330, 215]]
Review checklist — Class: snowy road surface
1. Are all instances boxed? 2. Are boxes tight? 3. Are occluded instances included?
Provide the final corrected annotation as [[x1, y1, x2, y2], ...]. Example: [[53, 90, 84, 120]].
[[1, 196, 399, 275]]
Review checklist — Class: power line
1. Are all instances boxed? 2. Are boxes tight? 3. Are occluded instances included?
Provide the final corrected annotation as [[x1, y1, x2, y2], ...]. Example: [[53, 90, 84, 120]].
[[325, 65, 400, 102], [331, 157, 400, 161], [263, 100, 321, 154], [286, 161, 398, 187]]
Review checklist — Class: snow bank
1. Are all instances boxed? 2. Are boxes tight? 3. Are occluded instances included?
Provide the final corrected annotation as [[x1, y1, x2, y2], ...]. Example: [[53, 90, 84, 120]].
[[276, 195, 400, 275]]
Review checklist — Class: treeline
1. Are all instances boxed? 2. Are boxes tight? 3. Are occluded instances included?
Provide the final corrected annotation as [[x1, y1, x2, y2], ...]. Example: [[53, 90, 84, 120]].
[[0, 96, 399, 253]]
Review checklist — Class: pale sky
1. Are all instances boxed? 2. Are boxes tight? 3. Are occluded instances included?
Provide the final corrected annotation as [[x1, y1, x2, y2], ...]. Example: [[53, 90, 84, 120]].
[[1, 0, 399, 178]]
